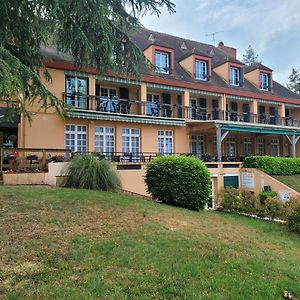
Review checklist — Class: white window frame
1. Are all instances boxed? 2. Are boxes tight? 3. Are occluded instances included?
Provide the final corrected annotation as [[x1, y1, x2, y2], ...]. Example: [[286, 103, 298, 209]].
[[260, 73, 270, 91], [258, 138, 264, 156], [158, 130, 173, 154], [122, 128, 140, 156], [244, 137, 252, 156], [195, 60, 208, 81], [226, 137, 236, 156], [154, 51, 170, 74], [100, 87, 118, 99], [190, 135, 205, 158], [271, 138, 280, 156], [95, 126, 115, 156], [65, 76, 88, 109], [230, 67, 240, 86], [65, 125, 87, 153], [147, 93, 160, 103]]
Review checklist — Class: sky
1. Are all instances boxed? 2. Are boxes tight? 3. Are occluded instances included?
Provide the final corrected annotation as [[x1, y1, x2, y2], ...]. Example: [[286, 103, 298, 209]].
[[140, 0, 300, 85]]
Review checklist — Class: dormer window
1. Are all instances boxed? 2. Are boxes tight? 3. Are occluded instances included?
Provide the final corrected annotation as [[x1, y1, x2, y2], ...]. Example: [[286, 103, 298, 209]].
[[260, 73, 270, 91], [155, 50, 170, 74], [230, 66, 243, 86], [195, 60, 208, 81]]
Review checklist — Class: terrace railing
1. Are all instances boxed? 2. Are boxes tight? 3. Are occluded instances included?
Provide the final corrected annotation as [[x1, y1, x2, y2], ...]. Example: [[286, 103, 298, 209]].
[[63, 94, 300, 128], [0, 148, 72, 173]]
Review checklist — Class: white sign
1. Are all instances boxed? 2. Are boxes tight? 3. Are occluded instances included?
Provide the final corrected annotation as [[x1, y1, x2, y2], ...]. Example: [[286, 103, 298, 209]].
[[279, 191, 291, 202], [242, 172, 254, 189]]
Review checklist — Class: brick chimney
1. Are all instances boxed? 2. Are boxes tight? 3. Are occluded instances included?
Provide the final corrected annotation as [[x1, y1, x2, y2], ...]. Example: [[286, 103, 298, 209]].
[[217, 41, 237, 59]]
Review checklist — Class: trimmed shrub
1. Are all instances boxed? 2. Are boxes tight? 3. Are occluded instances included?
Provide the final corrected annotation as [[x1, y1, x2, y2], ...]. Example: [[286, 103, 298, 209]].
[[65, 154, 120, 191], [145, 155, 211, 210], [287, 204, 300, 233], [243, 156, 300, 175], [259, 191, 278, 204]]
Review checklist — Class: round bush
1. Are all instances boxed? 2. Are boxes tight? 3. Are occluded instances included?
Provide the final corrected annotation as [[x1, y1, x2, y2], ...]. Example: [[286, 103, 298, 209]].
[[144, 155, 211, 210], [65, 154, 120, 191]]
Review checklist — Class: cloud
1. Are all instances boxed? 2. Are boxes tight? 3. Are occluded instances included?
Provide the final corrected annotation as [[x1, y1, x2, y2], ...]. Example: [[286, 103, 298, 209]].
[[141, 0, 300, 84]]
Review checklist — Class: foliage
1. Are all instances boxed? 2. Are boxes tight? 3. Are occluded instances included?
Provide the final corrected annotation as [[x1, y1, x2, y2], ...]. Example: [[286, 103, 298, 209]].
[[243, 155, 300, 175], [219, 187, 300, 226], [48, 155, 68, 162], [259, 191, 278, 204], [65, 154, 120, 191], [287, 68, 300, 95], [242, 45, 261, 66], [287, 204, 300, 233], [0, 0, 175, 120], [145, 155, 211, 210], [264, 196, 285, 220], [219, 188, 260, 214]]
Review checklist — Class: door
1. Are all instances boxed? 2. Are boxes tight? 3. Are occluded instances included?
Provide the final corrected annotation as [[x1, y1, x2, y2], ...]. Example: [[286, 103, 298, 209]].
[[162, 93, 171, 117], [243, 103, 250, 122], [190, 135, 205, 158], [230, 102, 238, 121], [212, 99, 219, 120], [269, 106, 278, 125], [199, 98, 207, 120], [177, 95, 183, 118], [259, 105, 265, 123]]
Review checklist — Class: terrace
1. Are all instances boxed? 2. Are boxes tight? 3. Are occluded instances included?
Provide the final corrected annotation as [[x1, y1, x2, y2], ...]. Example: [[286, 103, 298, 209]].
[[63, 93, 300, 128]]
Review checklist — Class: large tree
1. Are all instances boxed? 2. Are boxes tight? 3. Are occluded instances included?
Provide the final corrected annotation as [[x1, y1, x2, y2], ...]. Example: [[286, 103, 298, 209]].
[[242, 45, 261, 66], [0, 0, 175, 120], [287, 68, 300, 95]]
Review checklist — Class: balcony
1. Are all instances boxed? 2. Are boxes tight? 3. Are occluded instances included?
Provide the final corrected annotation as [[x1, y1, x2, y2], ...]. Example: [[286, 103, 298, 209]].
[[63, 93, 300, 128]]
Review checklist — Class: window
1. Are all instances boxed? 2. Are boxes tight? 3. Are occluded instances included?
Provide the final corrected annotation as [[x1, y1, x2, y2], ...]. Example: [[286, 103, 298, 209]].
[[260, 73, 270, 91], [226, 137, 236, 156], [258, 138, 264, 156], [271, 139, 280, 156], [195, 60, 208, 80], [146, 93, 160, 116], [230, 67, 240, 86], [65, 125, 87, 153], [224, 175, 239, 188], [190, 135, 205, 158], [122, 128, 140, 156], [65, 76, 88, 109], [158, 130, 173, 154], [155, 51, 170, 74], [244, 137, 252, 156], [95, 127, 115, 156], [100, 87, 117, 99]]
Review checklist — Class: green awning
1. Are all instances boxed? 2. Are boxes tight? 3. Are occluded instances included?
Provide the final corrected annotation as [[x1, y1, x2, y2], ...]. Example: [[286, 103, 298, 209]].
[[67, 110, 186, 126], [221, 125, 300, 135]]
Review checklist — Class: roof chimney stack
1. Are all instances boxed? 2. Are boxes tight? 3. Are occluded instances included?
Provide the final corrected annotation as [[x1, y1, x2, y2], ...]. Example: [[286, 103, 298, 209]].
[[217, 41, 237, 59]]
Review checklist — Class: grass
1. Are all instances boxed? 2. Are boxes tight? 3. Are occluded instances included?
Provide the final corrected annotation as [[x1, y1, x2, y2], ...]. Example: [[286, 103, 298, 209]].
[[0, 186, 300, 299], [274, 175, 300, 193]]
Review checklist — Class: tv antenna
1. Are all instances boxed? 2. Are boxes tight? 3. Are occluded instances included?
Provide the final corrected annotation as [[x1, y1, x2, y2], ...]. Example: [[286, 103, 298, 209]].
[[205, 31, 222, 46]]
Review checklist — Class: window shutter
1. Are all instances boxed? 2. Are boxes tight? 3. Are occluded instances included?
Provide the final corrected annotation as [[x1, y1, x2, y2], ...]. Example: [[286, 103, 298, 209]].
[[239, 68, 244, 87], [268, 74, 271, 91]]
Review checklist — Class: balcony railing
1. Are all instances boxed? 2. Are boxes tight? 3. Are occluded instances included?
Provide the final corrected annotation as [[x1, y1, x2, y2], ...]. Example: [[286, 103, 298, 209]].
[[63, 93, 300, 127]]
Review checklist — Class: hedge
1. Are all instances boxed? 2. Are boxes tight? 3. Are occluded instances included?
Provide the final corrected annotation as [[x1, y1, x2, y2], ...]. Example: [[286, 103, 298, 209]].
[[219, 188, 300, 232], [144, 155, 211, 210], [243, 156, 300, 175]]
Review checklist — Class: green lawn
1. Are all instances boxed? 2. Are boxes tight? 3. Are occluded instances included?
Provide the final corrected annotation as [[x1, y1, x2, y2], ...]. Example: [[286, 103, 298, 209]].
[[1, 186, 300, 300], [274, 175, 300, 193]]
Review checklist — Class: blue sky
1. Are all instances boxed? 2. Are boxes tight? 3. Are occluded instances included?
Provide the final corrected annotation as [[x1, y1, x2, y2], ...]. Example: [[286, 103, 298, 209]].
[[140, 0, 300, 85]]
